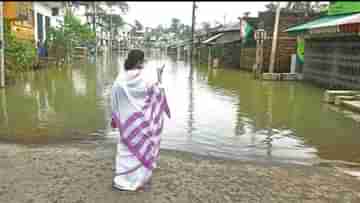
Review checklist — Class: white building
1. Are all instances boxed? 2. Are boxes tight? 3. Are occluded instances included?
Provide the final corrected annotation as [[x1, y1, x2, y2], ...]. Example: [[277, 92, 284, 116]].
[[33, 2, 64, 44]]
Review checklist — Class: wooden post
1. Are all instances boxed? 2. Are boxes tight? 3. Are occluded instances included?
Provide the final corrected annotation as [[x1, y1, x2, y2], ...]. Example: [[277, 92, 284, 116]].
[[208, 46, 212, 68], [269, 2, 281, 73], [177, 47, 180, 60], [260, 40, 264, 76], [198, 47, 200, 63], [255, 39, 260, 78], [238, 17, 242, 70], [0, 1, 4, 88]]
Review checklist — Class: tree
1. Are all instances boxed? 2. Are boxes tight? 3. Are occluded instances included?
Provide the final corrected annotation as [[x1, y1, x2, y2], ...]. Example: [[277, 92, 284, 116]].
[[201, 22, 211, 33], [284, 2, 322, 16], [101, 14, 125, 30], [265, 2, 277, 12], [104, 1, 129, 13], [135, 20, 143, 31], [155, 24, 165, 33], [47, 12, 96, 64], [243, 12, 251, 18], [102, 2, 128, 48], [170, 18, 181, 34]]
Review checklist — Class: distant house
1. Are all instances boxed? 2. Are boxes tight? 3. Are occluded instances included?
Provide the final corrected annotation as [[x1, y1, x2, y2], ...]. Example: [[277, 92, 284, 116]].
[[118, 24, 135, 50], [200, 21, 256, 69]]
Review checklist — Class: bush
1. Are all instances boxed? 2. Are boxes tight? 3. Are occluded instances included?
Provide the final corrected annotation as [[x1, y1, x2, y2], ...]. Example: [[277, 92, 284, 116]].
[[4, 19, 37, 79]]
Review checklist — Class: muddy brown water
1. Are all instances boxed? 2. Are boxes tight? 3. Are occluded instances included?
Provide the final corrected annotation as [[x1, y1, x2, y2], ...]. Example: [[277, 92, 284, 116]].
[[1, 52, 360, 167]]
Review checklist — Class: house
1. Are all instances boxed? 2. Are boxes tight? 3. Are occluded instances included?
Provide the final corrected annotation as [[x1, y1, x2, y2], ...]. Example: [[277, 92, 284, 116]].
[[33, 2, 64, 44], [4, 1, 35, 41], [132, 29, 145, 49], [200, 21, 256, 69], [118, 23, 135, 50], [285, 1, 360, 89]]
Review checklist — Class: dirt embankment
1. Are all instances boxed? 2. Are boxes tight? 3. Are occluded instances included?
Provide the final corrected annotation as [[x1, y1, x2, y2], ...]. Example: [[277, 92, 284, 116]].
[[0, 142, 360, 203]]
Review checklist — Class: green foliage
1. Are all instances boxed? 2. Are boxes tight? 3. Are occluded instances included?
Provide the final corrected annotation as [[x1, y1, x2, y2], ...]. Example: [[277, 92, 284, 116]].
[[47, 12, 96, 61], [63, 12, 95, 44], [100, 14, 125, 30], [4, 19, 37, 78]]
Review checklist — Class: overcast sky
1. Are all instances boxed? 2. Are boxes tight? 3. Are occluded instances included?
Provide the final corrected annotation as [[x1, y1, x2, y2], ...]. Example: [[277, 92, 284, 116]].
[[122, 1, 278, 28]]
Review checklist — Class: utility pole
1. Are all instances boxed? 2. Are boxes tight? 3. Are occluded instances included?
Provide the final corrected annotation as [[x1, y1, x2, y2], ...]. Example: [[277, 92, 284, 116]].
[[269, 2, 281, 73], [92, 2, 96, 32], [0, 1, 5, 88], [110, 7, 113, 57], [94, 2, 97, 59], [190, 1, 196, 63]]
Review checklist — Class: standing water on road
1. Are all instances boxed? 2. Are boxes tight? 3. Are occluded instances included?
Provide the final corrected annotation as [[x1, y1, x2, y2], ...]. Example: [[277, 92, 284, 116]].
[[1, 54, 360, 166]]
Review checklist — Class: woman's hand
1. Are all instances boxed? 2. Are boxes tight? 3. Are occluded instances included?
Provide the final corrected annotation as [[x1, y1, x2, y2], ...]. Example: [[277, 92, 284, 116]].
[[111, 118, 116, 128], [157, 65, 165, 84]]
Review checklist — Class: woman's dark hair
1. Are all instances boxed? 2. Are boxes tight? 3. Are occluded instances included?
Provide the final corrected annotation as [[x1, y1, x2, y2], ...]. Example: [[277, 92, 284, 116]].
[[124, 49, 145, 70]]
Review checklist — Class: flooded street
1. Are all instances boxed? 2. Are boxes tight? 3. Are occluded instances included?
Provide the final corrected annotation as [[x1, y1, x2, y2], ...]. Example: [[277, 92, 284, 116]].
[[1, 53, 360, 166]]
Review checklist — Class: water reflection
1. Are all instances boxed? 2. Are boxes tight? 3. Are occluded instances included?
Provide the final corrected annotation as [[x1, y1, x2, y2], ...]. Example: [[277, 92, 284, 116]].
[[187, 62, 194, 137], [0, 89, 9, 129]]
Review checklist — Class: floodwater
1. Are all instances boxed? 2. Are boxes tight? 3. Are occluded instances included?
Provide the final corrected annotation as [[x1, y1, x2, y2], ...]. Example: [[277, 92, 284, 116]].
[[1, 52, 360, 166]]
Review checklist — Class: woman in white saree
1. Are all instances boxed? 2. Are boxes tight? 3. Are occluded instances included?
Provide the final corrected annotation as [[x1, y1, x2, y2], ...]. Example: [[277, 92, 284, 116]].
[[111, 49, 170, 191]]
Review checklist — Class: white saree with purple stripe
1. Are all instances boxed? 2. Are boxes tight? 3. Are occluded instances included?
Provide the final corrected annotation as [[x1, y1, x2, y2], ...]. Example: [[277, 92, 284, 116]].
[[111, 69, 170, 191]]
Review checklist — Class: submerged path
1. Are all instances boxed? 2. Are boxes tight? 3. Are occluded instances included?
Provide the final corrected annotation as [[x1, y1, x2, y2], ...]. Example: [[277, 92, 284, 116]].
[[0, 142, 359, 203]]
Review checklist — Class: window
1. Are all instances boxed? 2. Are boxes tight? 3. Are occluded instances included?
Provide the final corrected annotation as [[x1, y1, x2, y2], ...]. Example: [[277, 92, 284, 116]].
[[52, 8, 59, 16]]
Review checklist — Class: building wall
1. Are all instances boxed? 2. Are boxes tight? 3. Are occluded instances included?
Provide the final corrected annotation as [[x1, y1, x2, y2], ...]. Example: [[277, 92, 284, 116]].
[[200, 42, 241, 69], [33, 2, 64, 43], [303, 36, 360, 89], [222, 42, 241, 68], [4, 1, 35, 41], [239, 47, 256, 71], [257, 11, 320, 73]]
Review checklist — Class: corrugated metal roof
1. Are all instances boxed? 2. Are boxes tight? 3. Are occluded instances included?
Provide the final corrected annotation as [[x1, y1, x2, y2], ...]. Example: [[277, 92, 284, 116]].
[[202, 33, 224, 44], [214, 32, 240, 44], [334, 13, 360, 25], [284, 13, 353, 33], [219, 22, 240, 32]]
